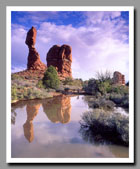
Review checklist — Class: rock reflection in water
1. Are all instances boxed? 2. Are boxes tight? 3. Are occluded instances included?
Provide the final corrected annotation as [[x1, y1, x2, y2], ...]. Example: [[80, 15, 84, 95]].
[[42, 95, 71, 124], [23, 103, 41, 143], [11, 95, 129, 158]]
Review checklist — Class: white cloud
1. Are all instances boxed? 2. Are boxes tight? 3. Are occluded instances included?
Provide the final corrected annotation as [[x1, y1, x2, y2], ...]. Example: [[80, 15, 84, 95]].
[[11, 12, 129, 81], [12, 66, 26, 73], [11, 24, 28, 68], [85, 11, 121, 25]]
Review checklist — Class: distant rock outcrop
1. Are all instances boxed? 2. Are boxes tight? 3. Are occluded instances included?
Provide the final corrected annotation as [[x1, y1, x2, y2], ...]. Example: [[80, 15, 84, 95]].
[[46, 45, 72, 79], [25, 26, 46, 71], [113, 71, 125, 85]]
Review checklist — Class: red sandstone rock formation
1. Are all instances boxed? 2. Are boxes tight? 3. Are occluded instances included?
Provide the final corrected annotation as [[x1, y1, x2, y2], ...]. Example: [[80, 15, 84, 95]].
[[46, 44, 72, 79], [113, 71, 125, 85], [25, 26, 46, 71]]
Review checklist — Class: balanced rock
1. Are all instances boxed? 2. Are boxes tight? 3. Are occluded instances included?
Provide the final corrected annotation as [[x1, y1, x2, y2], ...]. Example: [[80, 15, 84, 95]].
[[113, 71, 125, 85], [25, 26, 46, 70], [46, 44, 72, 79]]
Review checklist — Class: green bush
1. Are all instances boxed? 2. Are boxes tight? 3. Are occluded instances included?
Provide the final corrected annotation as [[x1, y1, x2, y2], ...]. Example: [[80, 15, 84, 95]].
[[63, 77, 73, 85], [109, 93, 129, 108], [83, 78, 114, 95], [83, 78, 99, 95], [83, 96, 115, 110], [98, 81, 111, 95], [108, 85, 128, 95], [83, 77, 128, 97], [11, 86, 17, 101], [62, 78, 83, 87], [11, 74, 23, 80], [42, 66, 60, 89], [36, 80, 44, 88]]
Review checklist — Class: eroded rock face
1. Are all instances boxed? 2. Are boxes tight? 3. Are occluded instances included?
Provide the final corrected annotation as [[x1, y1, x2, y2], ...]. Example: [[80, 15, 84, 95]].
[[25, 26, 46, 70], [47, 44, 72, 79], [113, 71, 125, 85], [42, 95, 71, 124]]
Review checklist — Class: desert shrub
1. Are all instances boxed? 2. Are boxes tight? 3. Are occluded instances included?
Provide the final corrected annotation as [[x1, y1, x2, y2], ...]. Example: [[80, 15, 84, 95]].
[[11, 74, 23, 80], [84, 77, 128, 96], [83, 77, 113, 95], [72, 79, 83, 87], [62, 78, 83, 87], [83, 71, 129, 96], [42, 66, 60, 89], [11, 86, 17, 101], [110, 93, 129, 108], [96, 70, 112, 83], [91, 99, 115, 110], [107, 85, 128, 95], [36, 80, 44, 88], [84, 96, 115, 110], [83, 78, 99, 95], [63, 77, 73, 85], [17, 93, 24, 99], [80, 110, 129, 146], [98, 81, 111, 95]]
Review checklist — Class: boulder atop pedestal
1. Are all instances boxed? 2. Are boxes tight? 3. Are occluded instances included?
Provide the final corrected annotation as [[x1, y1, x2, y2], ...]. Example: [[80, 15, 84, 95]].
[[25, 26, 37, 47]]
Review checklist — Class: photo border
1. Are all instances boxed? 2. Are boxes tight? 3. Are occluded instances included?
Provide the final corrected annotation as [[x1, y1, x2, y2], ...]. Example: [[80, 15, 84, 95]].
[[6, 6, 134, 163]]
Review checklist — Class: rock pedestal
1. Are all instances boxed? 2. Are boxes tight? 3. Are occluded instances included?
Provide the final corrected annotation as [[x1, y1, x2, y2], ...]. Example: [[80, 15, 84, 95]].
[[46, 44, 72, 79], [25, 27, 46, 71]]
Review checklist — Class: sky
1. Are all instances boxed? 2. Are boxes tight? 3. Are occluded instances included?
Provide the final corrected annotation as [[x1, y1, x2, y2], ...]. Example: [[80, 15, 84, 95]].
[[11, 11, 129, 81]]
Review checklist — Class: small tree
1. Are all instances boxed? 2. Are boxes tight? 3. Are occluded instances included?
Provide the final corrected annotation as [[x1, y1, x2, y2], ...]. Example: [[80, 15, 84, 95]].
[[96, 70, 112, 83], [98, 81, 111, 95], [42, 66, 60, 89], [83, 78, 99, 95]]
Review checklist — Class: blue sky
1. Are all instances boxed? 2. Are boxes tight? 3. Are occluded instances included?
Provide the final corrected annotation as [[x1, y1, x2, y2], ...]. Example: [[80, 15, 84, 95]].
[[11, 11, 129, 81]]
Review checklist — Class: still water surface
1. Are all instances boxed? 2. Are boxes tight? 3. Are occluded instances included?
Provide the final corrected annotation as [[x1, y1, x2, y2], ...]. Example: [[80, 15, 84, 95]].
[[11, 95, 128, 158]]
